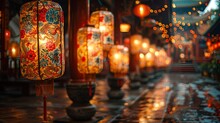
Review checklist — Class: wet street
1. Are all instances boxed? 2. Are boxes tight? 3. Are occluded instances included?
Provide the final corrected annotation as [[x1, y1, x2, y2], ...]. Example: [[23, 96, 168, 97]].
[[0, 73, 220, 123]]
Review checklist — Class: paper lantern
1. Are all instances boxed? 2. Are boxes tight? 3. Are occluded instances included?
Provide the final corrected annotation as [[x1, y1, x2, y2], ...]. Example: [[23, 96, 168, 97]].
[[8, 41, 20, 59], [145, 52, 154, 67], [108, 45, 129, 74], [149, 44, 156, 53], [20, 0, 65, 121], [133, 4, 150, 18], [141, 38, 150, 54], [204, 50, 211, 58], [130, 34, 142, 54], [20, 0, 65, 80], [77, 26, 103, 74], [5, 29, 11, 41], [120, 23, 131, 32], [139, 53, 146, 68], [90, 9, 114, 51]]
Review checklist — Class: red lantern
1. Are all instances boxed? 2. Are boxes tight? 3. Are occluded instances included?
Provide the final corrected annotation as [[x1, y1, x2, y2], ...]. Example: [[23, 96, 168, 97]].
[[5, 29, 11, 41], [133, 4, 151, 18]]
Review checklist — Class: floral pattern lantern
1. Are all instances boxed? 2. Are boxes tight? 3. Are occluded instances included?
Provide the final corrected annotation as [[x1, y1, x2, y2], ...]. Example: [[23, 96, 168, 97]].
[[20, 0, 65, 81], [108, 45, 129, 76], [20, 0, 64, 121], [130, 34, 142, 54], [77, 26, 103, 74], [90, 9, 114, 52]]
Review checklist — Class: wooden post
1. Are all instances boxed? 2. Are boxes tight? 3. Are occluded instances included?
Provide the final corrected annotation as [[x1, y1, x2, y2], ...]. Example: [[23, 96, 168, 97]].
[[0, 0, 9, 72], [66, 0, 96, 120]]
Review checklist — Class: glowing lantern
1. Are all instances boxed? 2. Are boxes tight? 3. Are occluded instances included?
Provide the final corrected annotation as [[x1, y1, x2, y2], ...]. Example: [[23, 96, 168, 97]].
[[149, 44, 156, 53], [120, 23, 131, 32], [77, 26, 103, 74], [165, 57, 172, 66], [139, 53, 146, 68], [145, 52, 154, 67], [108, 45, 129, 76], [90, 9, 114, 51], [8, 41, 20, 59], [141, 38, 150, 54], [130, 34, 142, 54], [133, 4, 151, 18], [204, 50, 211, 58], [20, 0, 65, 121], [20, 0, 65, 80], [5, 29, 11, 41]]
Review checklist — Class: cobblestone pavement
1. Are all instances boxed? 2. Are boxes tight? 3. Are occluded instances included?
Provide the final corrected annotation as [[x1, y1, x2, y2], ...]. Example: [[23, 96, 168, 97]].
[[0, 73, 220, 123]]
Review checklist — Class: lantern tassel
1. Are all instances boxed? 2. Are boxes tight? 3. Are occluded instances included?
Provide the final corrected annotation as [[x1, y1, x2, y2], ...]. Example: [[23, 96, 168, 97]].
[[43, 96, 47, 121], [36, 79, 54, 96]]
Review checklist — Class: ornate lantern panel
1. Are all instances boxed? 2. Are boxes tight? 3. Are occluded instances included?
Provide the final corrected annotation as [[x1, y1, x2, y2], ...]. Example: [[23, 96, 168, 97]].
[[130, 34, 142, 54], [20, 0, 65, 80], [77, 26, 103, 74], [108, 45, 128, 74], [90, 10, 114, 51]]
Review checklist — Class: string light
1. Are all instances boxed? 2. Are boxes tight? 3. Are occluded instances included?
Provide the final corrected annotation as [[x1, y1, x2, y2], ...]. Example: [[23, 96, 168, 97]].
[[150, 4, 168, 14]]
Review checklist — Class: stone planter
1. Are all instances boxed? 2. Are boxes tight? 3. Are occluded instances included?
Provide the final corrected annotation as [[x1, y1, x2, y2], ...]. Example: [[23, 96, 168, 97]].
[[107, 77, 125, 100], [66, 82, 96, 121]]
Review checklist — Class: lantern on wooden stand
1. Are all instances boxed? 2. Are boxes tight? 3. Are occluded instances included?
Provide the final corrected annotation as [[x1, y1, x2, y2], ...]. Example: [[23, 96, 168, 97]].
[[20, 0, 64, 121], [90, 8, 114, 76], [90, 8, 114, 54], [129, 34, 143, 89], [64, 25, 104, 120], [77, 25, 103, 95], [107, 45, 129, 99]]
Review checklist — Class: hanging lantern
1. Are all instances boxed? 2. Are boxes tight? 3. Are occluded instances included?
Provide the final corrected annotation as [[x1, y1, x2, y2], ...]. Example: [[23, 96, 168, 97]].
[[90, 9, 114, 51], [130, 34, 142, 54], [133, 4, 151, 18], [8, 41, 20, 59], [141, 38, 150, 54], [20, 0, 65, 80], [77, 26, 103, 74], [20, 0, 65, 121], [108, 45, 129, 76], [120, 23, 131, 32]]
